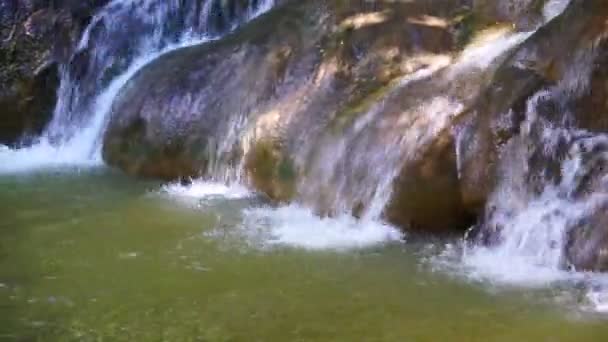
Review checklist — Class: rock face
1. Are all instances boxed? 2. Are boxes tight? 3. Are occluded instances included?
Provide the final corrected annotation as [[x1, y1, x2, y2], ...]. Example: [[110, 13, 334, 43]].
[[461, 0, 608, 271], [103, 0, 482, 228], [103, 0, 608, 270], [0, 0, 108, 145]]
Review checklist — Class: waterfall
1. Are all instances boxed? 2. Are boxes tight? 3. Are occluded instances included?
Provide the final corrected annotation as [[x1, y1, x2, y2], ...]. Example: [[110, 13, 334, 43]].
[[456, 0, 608, 311], [289, 28, 535, 223], [458, 89, 608, 311], [463, 90, 608, 283], [0, 0, 275, 173], [293, 65, 454, 221]]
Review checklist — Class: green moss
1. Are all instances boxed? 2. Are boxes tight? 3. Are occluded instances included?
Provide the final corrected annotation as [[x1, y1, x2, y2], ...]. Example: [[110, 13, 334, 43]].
[[329, 80, 397, 134], [277, 157, 296, 183], [246, 140, 297, 202], [250, 140, 277, 179]]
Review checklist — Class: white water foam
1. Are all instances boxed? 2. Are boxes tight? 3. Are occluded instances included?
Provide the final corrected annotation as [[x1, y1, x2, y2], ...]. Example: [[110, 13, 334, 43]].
[[429, 242, 608, 315], [428, 242, 573, 289], [434, 90, 608, 312], [454, 194, 608, 313], [0, 141, 96, 174], [160, 179, 251, 200], [159, 181, 403, 251], [586, 286, 608, 313], [239, 205, 403, 251]]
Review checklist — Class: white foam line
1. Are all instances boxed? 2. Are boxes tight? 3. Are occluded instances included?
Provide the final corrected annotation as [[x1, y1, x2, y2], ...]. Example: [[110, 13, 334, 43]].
[[239, 204, 403, 251], [160, 179, 251, 200], [429, 242, 608, 314], [0, 37, 209, 175]]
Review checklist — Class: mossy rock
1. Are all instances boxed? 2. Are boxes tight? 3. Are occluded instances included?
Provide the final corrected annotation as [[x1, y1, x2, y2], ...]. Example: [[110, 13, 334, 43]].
[[245, 140, 297, 202]]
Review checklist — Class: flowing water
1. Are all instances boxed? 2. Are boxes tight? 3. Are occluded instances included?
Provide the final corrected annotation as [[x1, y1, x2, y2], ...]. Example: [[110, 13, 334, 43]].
[[3, 0, 608, 339], [2, 169, 608, 341], [0, 0, 275, 169], [456, 31, 608, 312]]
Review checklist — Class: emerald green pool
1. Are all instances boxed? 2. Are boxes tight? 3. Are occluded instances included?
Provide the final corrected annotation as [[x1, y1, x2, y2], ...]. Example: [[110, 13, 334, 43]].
[[1, 168, 608, 341]]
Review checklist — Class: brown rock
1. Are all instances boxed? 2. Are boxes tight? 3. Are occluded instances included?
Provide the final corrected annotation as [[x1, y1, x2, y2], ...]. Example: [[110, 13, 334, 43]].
[[0, 0, 108, 145], [385, 129, 475, 232]]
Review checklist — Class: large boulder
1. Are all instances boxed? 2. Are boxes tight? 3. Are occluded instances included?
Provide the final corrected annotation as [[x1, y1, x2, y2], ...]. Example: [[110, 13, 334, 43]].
[[104, 0, 329, 179], [385, 128, 473, 232], [457, 0, 608, 214], [103, 0, 608, 243], [103, 0, 490, 230]]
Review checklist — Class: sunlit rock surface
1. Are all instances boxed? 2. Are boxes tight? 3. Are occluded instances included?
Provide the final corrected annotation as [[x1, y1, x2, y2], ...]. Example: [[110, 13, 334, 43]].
[[102, 0, 608, 270], [104, 0, 477, 227]]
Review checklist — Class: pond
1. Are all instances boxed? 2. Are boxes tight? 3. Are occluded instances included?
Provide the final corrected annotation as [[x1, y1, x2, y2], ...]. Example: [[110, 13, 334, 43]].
[[1, 168, 607, 341]]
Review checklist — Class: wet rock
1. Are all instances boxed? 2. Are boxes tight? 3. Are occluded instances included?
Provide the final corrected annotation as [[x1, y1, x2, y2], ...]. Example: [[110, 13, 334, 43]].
[[566, 205, 608, 272], [571, 39, 608, 133], [464, 0, 608, 271], [385, 129, 475, 232], [104, 0, 326, 180], [457, 0, 608, 214], [245, 140, 296, 203], [473, 0, 548, 31], [0, 0, 108, 145], [103, 0, 608, 242], [0, 61, 59, 144], [104, 0, 488, 231]]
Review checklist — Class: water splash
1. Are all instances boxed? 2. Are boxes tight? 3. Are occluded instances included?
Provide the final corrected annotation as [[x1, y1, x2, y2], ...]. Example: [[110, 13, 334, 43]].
[[422, 0, 608, 313], [239, 205, 403, 251], [160, 180, 251, 200], [460, 73, 608, 312]]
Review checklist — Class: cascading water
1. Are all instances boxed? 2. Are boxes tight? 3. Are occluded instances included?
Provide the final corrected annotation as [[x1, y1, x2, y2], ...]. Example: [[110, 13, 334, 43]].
[[221, 21, 537, 250], [461, 91, 608, 283], [293, 65, 451, 221], [294, 0, 571, 224], [292, 30, 534, 223], [3, 0, 605, 309], [453, 91, 608, 311], [442, 0, 608, 311], [0, 0, 275, 173]]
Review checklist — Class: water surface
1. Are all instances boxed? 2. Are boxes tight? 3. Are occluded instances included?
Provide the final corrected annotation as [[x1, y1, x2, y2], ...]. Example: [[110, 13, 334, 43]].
[[1, 169, 608, 341]]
